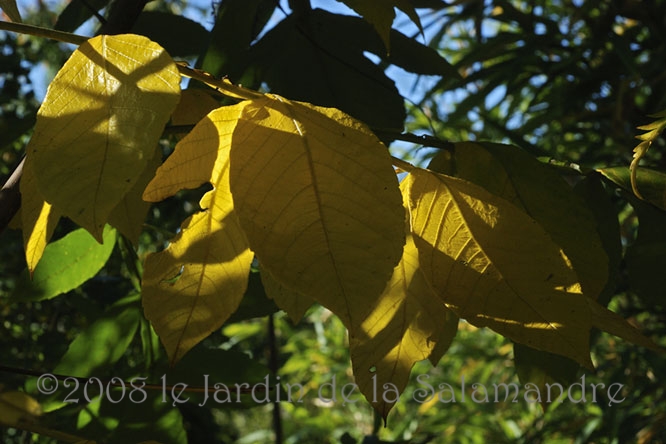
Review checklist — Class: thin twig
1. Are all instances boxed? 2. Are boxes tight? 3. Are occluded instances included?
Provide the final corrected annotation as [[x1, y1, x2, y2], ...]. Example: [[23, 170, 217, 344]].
[[0, 156, 24, 235], [0, 20, 87, 45], [268, 314, 283, 444]]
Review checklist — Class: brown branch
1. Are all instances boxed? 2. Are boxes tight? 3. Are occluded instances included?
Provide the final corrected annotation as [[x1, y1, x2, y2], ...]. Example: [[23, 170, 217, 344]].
[[0, 156, 24, 235]]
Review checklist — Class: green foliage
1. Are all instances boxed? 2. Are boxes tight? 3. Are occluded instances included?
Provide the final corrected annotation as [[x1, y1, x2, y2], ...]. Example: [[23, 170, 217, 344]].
[[1, 1, 665, 443], [12, 225, 117, 301]]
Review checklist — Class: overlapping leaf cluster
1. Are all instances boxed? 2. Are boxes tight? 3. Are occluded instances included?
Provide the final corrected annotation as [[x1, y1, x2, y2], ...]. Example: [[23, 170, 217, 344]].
[[14, 29, 660, 419]]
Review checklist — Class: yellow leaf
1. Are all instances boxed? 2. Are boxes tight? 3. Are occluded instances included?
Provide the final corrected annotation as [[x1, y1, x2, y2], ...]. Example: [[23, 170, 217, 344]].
[[20, 156, 61, 273], [430, 142, 609, 301], [0, 391, 41, 427], [351, 229, 458, 420], [171, 88, 220, 127], [405, 168, 657, 368], [142, 106, 253, 365], [143, 102, 247, 202], [108, 145, 161, 245], [28, 34, 181, 241], [260, 265, 314, 323], [229, 94, 405, 337]]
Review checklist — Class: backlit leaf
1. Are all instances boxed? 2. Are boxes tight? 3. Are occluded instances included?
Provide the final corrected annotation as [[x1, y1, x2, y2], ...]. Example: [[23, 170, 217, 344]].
[[429, 142, 608, 300], [54, 297, 140, 377], [351, 229, 458, 420], [108, 146, 161, 245], [28, 34, 180, 241], [405, 168, 657, 367], [170, 88, 220, 128], [13, 225, 117, 302], [229, 94, 405, 337], [20, 156, 61, 273], [0, 392, 40, 427], [260, 265, 314, 324], [142, 104, 253, 365]]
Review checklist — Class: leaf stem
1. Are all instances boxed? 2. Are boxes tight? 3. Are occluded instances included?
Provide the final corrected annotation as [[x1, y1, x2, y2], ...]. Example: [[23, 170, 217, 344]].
[[0, 20, 263, 102], [373, 130, 454, 151], [0, 20, 87, 45], [391, 156, 417, 173], [175, 63, 264, 101]]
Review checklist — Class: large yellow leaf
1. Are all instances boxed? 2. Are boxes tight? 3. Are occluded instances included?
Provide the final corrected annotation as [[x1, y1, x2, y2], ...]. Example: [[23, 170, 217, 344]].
[[429, 142, 608, 300], [143, 102, 247, 202], [229, 94, 405, 336], [351, 229, 458, 420], [405, 168, 657, 368], [141, 106, 253, 365], [170, 88, 220, 127], [108, 145, 161, 245], [260, 265, 314, 323], [28, 34, 181, 241], [20, 155, 61, 273]]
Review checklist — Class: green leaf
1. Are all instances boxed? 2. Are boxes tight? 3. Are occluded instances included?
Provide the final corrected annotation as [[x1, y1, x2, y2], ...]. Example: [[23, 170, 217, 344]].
[[132, 11, 209, 57], [84, 394, 187, 444], [0, 0, 21, 22], [336, 0, 396, 51], [598, 166, 666, 211], [27, 34, 181, 240], [53, 297, 141, 377], [250, 10, 406, 131], [625, 196, 666, 307], [13, 225, 117, 302], [198, 0, 277, 83], [335, 0, 424, 52], [54, 0, 109, 32], [514, 174, 622, 404], [19, 155, 61, 273], [387, 28, 459, 78]]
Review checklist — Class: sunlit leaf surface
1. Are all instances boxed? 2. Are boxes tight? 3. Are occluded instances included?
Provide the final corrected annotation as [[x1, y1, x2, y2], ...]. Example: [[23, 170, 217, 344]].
[[405, 168, 656, 368], [142, 104, 253, 365], [27, 34, 180, 240], [229, 94, 405, 337]]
